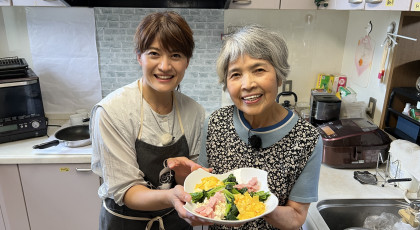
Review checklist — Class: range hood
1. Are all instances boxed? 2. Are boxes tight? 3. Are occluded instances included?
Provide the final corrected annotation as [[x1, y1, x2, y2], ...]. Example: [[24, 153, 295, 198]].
[[61, 0, 230, 8]]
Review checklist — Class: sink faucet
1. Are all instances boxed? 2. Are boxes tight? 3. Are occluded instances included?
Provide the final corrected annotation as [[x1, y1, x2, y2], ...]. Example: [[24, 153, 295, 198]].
[[399, 201, 420, 228]]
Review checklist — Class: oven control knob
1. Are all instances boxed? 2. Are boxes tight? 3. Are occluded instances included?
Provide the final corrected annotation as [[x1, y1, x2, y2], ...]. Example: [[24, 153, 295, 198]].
[[31, 121, 40, 129]]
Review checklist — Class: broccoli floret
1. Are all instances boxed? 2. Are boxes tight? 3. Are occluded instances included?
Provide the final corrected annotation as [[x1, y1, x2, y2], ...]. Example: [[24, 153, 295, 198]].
[[224, 182, 237, 191], [231, 187, 240, 194], [222, 189, 235, 203], [190, 191, 205, 203], [222, 174, 238, 184], [225, 203, 239, 220], [224, 203, 232, 217], [238, 187, 248, 194], [205, 185, 225, 199], [222, 189, 238, 219], [250, 191, 271, 202]]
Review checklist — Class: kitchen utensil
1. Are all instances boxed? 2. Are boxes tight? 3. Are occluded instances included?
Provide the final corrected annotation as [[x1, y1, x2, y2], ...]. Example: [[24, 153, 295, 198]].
[[32, 125, 90, 149], [354, 171, 378, 185], [354, 171, 412, 186], [276, 91, 298, 110]]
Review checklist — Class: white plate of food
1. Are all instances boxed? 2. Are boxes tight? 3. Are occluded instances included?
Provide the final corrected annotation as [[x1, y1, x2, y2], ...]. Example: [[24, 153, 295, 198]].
[[183, 167, 278, 225]]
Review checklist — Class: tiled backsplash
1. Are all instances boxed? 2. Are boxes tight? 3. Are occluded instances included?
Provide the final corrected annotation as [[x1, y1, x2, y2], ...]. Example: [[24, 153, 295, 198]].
[[94, 8, 224, 114]]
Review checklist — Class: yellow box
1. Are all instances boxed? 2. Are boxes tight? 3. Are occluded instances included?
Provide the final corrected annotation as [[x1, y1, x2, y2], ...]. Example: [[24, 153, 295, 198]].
[[316, 74, 335, 93]]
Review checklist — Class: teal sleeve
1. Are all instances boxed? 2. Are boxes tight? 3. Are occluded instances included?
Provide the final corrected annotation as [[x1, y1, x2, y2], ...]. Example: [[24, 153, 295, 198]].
[[197, 116, 210, 168], [288, 136, 323, 203]]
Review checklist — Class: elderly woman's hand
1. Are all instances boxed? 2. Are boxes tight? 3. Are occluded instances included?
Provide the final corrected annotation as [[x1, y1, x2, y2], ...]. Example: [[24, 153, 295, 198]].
[[167, 157, 212, 184], [170, 185, 214, 226]]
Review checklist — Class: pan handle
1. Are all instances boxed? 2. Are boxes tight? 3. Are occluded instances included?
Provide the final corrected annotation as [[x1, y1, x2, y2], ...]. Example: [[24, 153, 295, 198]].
[[387, 178, 412, 183], [32, 140, 60, 149]]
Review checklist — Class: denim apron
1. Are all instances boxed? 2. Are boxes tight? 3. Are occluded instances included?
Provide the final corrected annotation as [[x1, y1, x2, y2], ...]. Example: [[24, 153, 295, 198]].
[[100, 80, 192, 230]]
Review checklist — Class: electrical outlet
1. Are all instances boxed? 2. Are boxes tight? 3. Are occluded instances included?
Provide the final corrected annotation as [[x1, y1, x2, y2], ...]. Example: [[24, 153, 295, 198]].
[[282, 80, 293, 92], [366, 97, 376, 119]]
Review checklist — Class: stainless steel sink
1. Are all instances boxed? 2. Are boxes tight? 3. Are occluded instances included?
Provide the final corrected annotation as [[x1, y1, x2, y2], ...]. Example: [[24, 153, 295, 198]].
[[316, 199, 411, 230]]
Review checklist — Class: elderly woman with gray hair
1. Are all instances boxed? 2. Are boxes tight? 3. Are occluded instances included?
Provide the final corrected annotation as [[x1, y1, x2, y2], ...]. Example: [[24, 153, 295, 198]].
[[198, 25, 323, 230]]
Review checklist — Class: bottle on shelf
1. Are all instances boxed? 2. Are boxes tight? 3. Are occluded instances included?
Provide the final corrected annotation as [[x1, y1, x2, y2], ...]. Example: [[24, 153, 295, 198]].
[[410, 101, 420, 121], [402, 103, 411, 116]]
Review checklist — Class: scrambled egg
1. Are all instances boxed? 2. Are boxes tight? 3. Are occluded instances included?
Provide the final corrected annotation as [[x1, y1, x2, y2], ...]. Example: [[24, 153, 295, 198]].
[[234, 192, 266, 220], [194, 176, 224, 192]]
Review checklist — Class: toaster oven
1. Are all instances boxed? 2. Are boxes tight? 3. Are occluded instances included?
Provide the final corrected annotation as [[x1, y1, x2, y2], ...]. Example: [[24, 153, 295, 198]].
[[0, 58, 47, 143]]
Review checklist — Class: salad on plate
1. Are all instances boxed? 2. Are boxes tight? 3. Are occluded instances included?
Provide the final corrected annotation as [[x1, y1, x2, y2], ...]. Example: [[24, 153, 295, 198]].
[[183, 168, 278, 225]]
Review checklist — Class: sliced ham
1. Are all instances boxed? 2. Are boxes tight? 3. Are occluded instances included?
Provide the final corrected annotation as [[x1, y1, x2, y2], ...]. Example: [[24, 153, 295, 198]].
[[194, 191, 225, 218], [234, 177, 260, 192]]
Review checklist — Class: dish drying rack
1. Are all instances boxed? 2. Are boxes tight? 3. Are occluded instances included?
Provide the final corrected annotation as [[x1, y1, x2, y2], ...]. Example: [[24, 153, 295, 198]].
[[375, 152, 412, 187]]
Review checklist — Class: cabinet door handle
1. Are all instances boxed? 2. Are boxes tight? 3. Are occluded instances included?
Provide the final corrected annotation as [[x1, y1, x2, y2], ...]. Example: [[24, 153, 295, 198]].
[[232, 0, 252, 5], [75, 168, 92, 172]]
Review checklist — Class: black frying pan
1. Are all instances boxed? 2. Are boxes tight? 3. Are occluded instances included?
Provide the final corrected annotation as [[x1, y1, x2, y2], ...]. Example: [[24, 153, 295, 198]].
[[33, 125, 91, 149]]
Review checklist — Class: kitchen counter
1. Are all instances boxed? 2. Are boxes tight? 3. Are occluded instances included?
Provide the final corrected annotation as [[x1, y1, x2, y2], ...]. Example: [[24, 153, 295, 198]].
[[0, 119, 92, 164]]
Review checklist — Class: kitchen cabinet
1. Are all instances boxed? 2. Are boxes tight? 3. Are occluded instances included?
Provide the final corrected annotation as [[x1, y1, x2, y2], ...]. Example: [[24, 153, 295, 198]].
[[228, 0, 280, 9], [280, 0, 318, 9], [19, 163, 100, 230], [0, 0, 11, 6], [412, 1, 420, 11], [332, 0, 365, 10], [12, 0, 67, 6], [365, 0, 412, 11], [380, 12, 420, 137], [0, 165, 30, 230]]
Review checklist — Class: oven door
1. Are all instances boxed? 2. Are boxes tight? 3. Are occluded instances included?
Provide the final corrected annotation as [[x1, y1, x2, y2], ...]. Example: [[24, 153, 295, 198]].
[[0, 77, 45, 120]]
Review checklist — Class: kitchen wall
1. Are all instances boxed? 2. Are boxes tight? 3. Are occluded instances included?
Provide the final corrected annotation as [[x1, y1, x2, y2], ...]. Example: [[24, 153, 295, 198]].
[[0, 7, 404, 124], [223, 9, 349, 107], [0, 7, 32, 66], [94, 8, 224, 114], [341, 11, 400, 125], [224, 9, 401, 125]]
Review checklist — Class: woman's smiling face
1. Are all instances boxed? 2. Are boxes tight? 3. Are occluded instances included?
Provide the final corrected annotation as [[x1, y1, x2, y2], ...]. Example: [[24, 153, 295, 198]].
[[137, 38, 189, 93], [226, 54, 280, 118]]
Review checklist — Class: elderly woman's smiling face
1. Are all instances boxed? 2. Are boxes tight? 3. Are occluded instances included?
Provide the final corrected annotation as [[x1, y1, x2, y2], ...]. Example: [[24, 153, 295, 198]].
[[226, 54, 281, 123]]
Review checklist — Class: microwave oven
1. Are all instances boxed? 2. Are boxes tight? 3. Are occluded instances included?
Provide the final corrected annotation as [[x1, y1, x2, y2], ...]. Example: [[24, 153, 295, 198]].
[[0, 69, 47, 143]]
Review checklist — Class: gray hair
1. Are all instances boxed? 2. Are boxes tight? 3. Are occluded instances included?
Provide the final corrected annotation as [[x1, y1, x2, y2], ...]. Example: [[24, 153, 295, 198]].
[[216, 25, 290, 91]]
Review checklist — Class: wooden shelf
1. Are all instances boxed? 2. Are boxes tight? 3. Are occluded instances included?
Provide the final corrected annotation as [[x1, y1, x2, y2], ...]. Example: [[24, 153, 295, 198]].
[[387, 108, 420, 126], [379, 12, 420, 130], [384, 87, 420, 144]]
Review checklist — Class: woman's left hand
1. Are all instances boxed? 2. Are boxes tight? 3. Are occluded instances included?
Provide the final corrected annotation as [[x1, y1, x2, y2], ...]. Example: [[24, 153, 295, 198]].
[[170, 185, 214, 226], [167, 157, 212, 184]]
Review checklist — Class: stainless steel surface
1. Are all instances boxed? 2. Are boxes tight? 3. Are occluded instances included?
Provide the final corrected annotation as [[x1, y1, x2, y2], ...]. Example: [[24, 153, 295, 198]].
[[0, 79, 37, 88], [317, 199, 412, 230]]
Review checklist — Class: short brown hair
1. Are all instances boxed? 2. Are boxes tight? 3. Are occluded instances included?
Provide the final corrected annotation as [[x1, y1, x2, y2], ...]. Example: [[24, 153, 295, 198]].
[[134, 11, 194, 59]]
